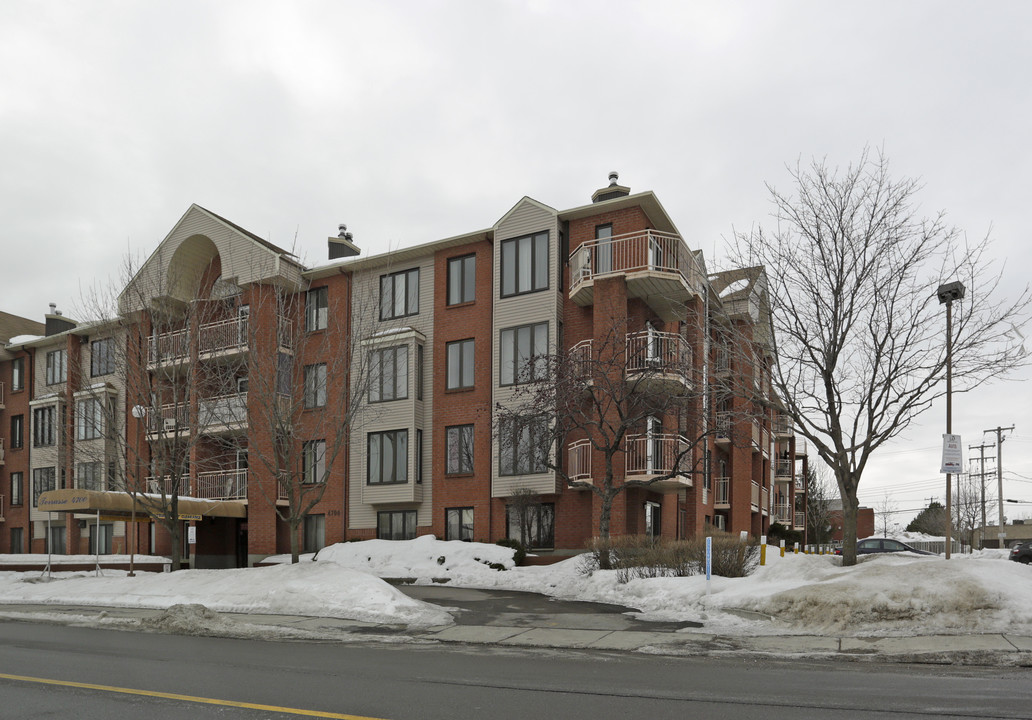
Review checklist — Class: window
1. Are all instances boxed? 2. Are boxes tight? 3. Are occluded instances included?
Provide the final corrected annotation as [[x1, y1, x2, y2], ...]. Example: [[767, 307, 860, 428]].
[[499, 417, 548, 476], [277, 353, 292, 395], [76, 461, 105, 491], [416, 429, 423, 484], [446, 424, 474, 474], [501, 231, 548, 297], [91, 338, 115, 377], [303, 514, 326, 553], [506, 503, 555, 549], [47, 525, 66, 555], [76, 397, 104, 440], [10, 472, 23, 506], [10, 415, 23, 449], [499, 322, 548, 385], [46, 349, 67, 385], [380, 268, 419, 320], [446, 507, 474, 542], [10, 528, 24, 554], [306, 287, 328, 331], [446, 339, 474, 390], [303, 440, 327, 484], [447, 254, 476, 305], [377, 510, 416, 540], [89, 524, 113, 555], [33, 406, 56, 447], [369, 346, 408, 402], [595, 224, 614, 275], [416, 345, 424, 401], [11, 357, 24, 391], [33, 467, 56, 507], [368, 430, 408, 485], [304, 364, 327, 408]]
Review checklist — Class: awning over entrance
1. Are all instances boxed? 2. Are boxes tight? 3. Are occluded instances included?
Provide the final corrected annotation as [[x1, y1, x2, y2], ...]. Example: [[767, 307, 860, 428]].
[[36, 489, 247, 520]]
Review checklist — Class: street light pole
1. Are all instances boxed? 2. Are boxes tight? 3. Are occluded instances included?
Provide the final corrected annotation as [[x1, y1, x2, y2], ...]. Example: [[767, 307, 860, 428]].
[[937, 281, 966, 560]]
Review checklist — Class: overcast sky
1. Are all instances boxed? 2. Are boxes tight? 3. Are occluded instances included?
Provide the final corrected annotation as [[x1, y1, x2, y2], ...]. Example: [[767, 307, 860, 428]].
[[2, 1, 1030, 527]]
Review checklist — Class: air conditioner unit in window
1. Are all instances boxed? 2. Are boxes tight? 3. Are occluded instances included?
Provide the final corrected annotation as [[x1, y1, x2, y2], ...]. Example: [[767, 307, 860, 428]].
[[163, 418, 177, 432], [713, 514, 726, 531]]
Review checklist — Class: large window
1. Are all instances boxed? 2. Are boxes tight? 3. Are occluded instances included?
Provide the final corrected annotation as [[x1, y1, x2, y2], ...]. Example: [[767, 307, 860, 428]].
[[380, 268, 419, 320], [446, 339, 474, 390], [10, 528, 23, 554], [447, 254, 476, 305], [11, 357, 24, 391], [91, 338, 115, 377], [501, 231, 548, 297], [369, 346, 408, 402], [304, 514, 326, 553], [377, 510, 416, 540], [10, 415, 23, 449], [75, 397, 104, 440], [33, 406, 56, 447], [499, 322, 548, 386], [446, 424, 474, 474], [594, 224, 614, 274], [89, 524, 113, 555], [368, 429, 408, 485], [304, 364, 327, 408], [33, 467, 56, 507], [46, 525, 66, 555], [506, 503, 555, 549], [446, 507, 474, 542], [76, 461, 105, 491], [46, 349, 67, 385], [303, 439, 326, 484], [10, 472, 23, 506], [498, 417, 548, 476], [306, 287, 328, 331]]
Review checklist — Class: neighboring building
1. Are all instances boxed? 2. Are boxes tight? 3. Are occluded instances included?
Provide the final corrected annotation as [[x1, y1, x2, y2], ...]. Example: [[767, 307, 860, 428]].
[[979, 521, 1032, 549], [827, 500, 876, 541], [0, 177, 808, 565]]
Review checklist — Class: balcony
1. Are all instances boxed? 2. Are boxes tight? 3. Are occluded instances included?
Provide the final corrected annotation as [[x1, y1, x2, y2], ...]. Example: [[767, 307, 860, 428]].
[[625, 330, 693, 392], [751, 481, 761, 512], [715, 411, 732, 447], [149, 315, 292, 368], [626, 433, 693, 493], [148, 403, 189, 437], [714, 476, 730, 509], [794, 476, 806, 494], [196, 469, 248, 500], [773, 413, 793, 438], [0, 380, 5, 408], [773, 502, 792, 525], [567, 439, 592, 488], [198, 392, 248, 434], [569, 230, 704, 321], [148, 327, 190, 366], [569, 339, 593, 385], [794, 511, 806, 530], [774, 458, 794, 483], [198, 316, 249, 361]]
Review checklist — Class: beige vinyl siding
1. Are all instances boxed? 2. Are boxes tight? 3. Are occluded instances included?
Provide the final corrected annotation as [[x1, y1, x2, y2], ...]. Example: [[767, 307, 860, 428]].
[[491, 198, 561, 498], [348, 255, 434, 531]]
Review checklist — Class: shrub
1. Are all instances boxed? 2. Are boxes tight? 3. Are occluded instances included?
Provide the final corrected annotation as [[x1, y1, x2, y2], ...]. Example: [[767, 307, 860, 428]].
[[496, 538, 526, 566], [581, 533, 758, 582]]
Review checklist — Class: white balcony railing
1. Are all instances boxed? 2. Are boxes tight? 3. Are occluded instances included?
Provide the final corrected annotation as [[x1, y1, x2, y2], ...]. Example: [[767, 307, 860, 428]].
[[794, 476, 806, 493], [761, 486, 769, 512], [569, 339, 593, 380], [773, 503, 792, 524], [625, 330, 692, 377], [196, 469, 247, 500], [198, 316, 249, 355], [794, 511, 806, 529], [626, 433, 691, 477], [775, 458, 793, 479], [149, 403, 189, 434], [751, 481, 760, 510], [567, 439, 592, 483], [715, 477, 730, 505], [149, 328, 189, 364], [773, 414, 793, 437], [570, 230, 704, 292], [198, 392, 248, 429]]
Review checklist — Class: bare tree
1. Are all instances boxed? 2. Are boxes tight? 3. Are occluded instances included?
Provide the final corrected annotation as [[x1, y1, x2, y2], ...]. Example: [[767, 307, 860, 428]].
[[506, 486, 541, 549], [954, 472, 994, 551], [805, 463, 836, 547], [732, 149, 1031, 565], [876, 492, 899, 537]]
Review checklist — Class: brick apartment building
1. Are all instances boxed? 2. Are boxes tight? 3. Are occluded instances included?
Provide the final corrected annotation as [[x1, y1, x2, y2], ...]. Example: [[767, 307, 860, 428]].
[[0, 176, 807, 567]]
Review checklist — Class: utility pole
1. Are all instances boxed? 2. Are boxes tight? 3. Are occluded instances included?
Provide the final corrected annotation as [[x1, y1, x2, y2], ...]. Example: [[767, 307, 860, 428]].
[[968, 443, 995, 549], [984, 425, 1015, 548]]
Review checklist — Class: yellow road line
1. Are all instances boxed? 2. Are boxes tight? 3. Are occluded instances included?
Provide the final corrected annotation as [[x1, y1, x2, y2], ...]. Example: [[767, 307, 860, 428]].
[[0, 672, 389, 719]]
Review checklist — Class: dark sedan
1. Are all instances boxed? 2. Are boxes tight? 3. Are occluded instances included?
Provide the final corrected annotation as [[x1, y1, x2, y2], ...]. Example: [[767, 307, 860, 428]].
[[835, 537, 937, 556], [1010, 541, 1032, 564]]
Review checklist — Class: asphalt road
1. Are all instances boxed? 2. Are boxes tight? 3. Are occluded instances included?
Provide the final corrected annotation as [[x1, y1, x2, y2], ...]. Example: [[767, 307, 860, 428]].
[[2, 620, 1031, 720]]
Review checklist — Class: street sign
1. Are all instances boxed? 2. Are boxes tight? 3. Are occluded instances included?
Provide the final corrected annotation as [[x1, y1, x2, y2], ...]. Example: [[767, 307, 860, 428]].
[[940, 433, 963, 473]]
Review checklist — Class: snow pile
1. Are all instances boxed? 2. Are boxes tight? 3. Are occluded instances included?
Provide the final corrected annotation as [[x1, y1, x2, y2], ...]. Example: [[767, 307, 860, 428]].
[[316, 535, 516, 579]]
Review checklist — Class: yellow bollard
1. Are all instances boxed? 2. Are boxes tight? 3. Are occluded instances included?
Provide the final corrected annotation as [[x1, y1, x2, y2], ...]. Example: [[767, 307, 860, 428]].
[[794, 542, 800, 554], [780, 540, 786, 557], [760, 535, 767, 565]]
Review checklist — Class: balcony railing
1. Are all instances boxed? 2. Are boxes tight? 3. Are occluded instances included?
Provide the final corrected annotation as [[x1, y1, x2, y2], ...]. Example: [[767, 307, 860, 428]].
[[794, 511, 806, 529], [149, 328, 189, 365], [571, 229, 702, 286], [794, 476, 806, 493], [150, 314, 291, 365], [198, 316, 249, 355], [773, 414, 793, 437], [149, 403, 189, 434], [751, 481, 760, 510], [198, 392, 248, 429], [145, 475, 179, 495], [715, 411, 732, 441], [567, 439, 592, 483], [626, 433, 691, 477], [762, 486, 769, 512], [773, 503, 792, 524], [625, 330, 692, 378], [196, 469, 247, 500], [715, 477, 730, 506], [569, 339, 593, 380], [775, 458, 793, 480]]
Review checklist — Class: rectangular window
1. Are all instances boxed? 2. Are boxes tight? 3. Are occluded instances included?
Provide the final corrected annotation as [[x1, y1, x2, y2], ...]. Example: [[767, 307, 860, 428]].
[[367, 429, 408, 485], [595, 224, 614, 275], [33, 467, 57, 507], [33, 406, 56, 447], [380, 268, 419, 320], [377, 510, 416, 540], [303, 514, 326, 553], [506, 503, 555, 549], [11, 415, 24, 449], [447, 254, 476, 305], [10, 472, 23, 506], [446, 507, 474, 542], [89, 524, 114, 555], [369, 346, 408, 402], [501, 231, 548, 297], [47, 525, 66, 555], [91, 338, 115, 377], [46, 349, 67, 385], [303, 439, 327, 484], [416, 344, 424, 401], [446, 339, 475, 390], [499, 417, 548, 476], [303, 364, 327, 408], [446, 424, 474, 474], [76, 397, 104, 440], [76, 461, 105, 491], [306, 287, 328, 331], [416, 429, 423, 484], [277, 353, 292, 395], [499, 322, 548, 386], [10, 528, 24, 554], [11, 357, 24, 391]]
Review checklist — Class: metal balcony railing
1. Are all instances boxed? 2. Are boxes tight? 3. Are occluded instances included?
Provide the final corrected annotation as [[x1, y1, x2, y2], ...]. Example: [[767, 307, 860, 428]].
[[149, 328, 189, 365], [626, 433, 691, 477], [775, 458, 793, 479], [716, 411, 732, 440], [570, 230, 704, 291], [773, 414, 793, 437], [773, 503, 792, 524], [198, 316, 249, 354], [751, 481, 760, 510], [149, 403, 189, 434], [715, 477, 730, 505], [567, 439, 592, 483], [625, 330, 692, 377], [795, 511, 806, 529], [196, 469, 247, 500], [761, 486, 769, 512], [198, 392, 248, 429], [569, 339, 593, 380]]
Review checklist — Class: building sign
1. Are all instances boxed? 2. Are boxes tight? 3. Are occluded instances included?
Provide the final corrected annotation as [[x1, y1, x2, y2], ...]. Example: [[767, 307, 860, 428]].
[[941, 433, 963, 473]]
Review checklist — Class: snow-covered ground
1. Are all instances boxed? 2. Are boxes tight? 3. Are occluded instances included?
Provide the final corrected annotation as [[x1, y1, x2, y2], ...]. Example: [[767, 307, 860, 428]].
[[1, 535, 1029, 638]]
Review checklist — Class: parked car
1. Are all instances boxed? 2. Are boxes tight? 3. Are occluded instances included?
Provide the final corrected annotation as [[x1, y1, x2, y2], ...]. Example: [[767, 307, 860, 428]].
[[1009, 541, 1032, 564], [834, 537, 937, 556]]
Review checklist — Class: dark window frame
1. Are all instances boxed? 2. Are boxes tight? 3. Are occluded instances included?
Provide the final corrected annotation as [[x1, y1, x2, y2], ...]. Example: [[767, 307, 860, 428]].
[[11, 357, 25, 391], [10, 415, 24, 449], [10, 471, 23, 506], [369, 345, 409, 403], [91, 338, 115, 377], [303, 363, 327, 408], [302, 439, 327, 484], [446, 338, 475, 390], [500, 231, 549, 298], [498, 417, 548, 476], [33, 406, 56, 447], [379, 268, 420, 321], [447, 254, 476, 305], [367, 429, 409, 485], [506, 502, 555, 549], [75, 397, 104, 440], [32, 466, 57, 507], [46, 349, 67, 385], [499, 321, 548, 386], [306, 286, 329, 332], [446, 507, 474, 542], [445, 424, 474, 475], [377, 510, 417, 540]]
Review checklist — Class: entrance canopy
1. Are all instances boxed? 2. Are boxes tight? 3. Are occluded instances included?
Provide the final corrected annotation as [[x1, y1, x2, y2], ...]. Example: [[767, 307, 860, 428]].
[[36, 489, 247, 520]]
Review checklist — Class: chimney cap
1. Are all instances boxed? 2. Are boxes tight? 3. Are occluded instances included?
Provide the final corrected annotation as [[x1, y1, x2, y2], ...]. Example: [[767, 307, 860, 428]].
[[592, 171, 631, 203]]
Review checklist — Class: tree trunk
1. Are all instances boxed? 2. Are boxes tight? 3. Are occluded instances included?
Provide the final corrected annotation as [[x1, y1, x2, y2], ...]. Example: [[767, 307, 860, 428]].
[[290, 519, 300, 564], [597, 492, 613, 570], [169, 495, 182, 570], [839, 481, 859, 566]]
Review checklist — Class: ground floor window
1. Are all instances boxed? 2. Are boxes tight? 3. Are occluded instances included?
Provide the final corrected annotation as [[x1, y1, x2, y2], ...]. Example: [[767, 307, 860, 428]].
[[9, 527, 23, 554], [304, 514, 326, 554], [445, 507, 474, 542], [89, 523, 114, 554], [46, 525, 66, 555], [377, 510, 416, 540], [506, 502, 554, 549]]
